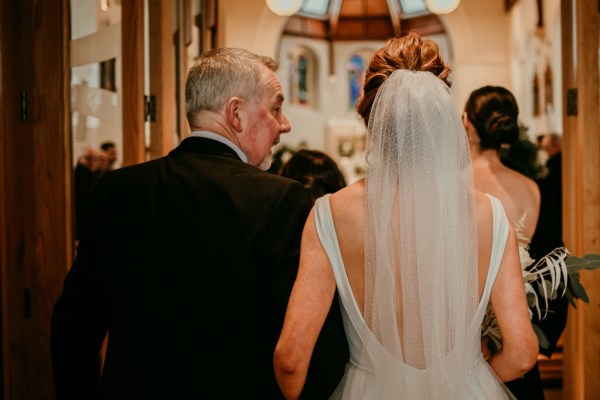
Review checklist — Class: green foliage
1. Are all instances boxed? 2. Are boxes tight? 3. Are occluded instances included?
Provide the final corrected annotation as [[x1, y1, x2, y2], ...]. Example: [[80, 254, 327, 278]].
[[500, 124, 544, 180], [482, 245, 600, 355], [563, 254, 600, 306]]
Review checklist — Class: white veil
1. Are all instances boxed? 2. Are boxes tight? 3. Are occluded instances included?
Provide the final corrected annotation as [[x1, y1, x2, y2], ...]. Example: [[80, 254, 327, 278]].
[[363, 69, 478, 397]]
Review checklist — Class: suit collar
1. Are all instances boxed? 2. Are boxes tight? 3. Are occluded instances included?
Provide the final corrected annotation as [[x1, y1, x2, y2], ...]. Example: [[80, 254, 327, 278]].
[[168, 136, 243, 162], [188, 130, 248, 162]]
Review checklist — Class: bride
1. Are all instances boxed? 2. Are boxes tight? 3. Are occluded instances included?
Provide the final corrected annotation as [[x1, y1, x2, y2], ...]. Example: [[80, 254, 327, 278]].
[[274, 32, 538, 399]]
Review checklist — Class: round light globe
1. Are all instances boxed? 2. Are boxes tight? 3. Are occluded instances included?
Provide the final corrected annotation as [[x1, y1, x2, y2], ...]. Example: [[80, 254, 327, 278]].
[[425, 0, 461, 15], [266, 0, 302, 16]]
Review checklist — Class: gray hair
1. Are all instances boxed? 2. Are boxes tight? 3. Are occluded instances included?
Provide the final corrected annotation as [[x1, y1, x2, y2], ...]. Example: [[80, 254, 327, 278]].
[[185, 48, 278, 125]]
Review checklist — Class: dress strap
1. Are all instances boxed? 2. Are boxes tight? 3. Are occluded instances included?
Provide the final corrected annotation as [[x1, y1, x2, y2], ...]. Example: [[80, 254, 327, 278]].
[[481, 194, 510, 303], [313, 195, 366, 325]]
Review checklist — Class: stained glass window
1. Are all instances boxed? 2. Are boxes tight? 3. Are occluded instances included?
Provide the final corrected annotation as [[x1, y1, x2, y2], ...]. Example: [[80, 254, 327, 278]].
[[398, 0, 428, 15], [288, 46, 315, 107], [300, 0, 330, 16], [348, 54, 366, 109]]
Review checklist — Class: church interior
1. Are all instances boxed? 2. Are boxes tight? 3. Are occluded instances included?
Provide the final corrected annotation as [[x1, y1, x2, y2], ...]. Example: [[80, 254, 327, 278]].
[[0, 0, 599, 398]]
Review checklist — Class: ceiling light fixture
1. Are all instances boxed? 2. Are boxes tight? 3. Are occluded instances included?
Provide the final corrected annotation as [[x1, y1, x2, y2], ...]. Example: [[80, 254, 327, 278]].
[[425, 0, 461, 15], [265, 0, 303, 17]]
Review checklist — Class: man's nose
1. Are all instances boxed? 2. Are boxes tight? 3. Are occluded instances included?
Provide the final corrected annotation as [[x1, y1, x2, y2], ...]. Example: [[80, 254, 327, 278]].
[[280, 112, 291, 134]]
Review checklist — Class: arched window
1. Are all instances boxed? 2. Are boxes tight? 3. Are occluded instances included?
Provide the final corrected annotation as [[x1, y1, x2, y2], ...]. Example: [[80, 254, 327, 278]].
[[288, 46, 317, 107], [347, 50, 373, 109]]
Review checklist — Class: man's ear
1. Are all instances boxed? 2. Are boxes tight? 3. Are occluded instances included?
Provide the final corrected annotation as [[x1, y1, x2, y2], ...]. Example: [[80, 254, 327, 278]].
[[226, 97, 243, 132], [461, 112, 468, 128]]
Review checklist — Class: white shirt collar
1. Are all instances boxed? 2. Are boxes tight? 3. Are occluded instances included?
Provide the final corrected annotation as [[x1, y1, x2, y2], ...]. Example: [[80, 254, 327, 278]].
[[188, 130, 248, 163]]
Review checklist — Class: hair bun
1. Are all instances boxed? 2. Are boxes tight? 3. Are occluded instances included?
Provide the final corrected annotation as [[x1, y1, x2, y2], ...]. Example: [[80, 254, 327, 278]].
[[486, 113, 519, 144]]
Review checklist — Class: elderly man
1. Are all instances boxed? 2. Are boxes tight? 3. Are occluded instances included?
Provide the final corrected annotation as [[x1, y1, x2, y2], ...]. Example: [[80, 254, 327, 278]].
[[52, 48, 348, 399]]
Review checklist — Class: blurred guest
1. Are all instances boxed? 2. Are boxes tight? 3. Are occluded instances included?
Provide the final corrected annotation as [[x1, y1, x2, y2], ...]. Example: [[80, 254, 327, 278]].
[[100, 141, 118, 171], [73, 148, 104, 240], [533, 132, 563, 247], [280, 149, 346, 205], [539, 133, 562, 222], [529, 132, 567, 368]]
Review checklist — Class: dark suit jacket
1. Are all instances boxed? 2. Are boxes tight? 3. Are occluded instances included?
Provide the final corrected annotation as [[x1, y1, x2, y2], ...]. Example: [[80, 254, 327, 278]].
[[73, 162, 99, 240], [52, 137, 349, 399]]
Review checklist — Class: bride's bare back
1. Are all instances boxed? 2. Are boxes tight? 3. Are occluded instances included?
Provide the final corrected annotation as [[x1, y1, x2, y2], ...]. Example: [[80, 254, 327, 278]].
[[326, 178, 535, 382], [330, 179, 500, 311]]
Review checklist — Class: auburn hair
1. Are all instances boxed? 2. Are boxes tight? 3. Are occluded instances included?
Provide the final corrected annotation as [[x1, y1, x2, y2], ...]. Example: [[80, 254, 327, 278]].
[[356, 32, 451, 125]]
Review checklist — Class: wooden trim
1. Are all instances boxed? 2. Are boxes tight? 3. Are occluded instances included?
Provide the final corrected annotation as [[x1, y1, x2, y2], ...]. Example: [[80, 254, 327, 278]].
[[149, 0, 176, 159], [0, 1, 11, 397], [177, 0, 191, 140], [121, 1, 146, 166]]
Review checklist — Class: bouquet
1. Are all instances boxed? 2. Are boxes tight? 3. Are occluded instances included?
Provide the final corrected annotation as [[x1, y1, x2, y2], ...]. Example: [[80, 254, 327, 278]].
[[481, 215, 600, 355]]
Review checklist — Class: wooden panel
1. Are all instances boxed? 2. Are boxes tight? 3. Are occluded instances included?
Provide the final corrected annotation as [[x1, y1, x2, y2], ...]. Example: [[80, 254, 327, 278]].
[[576, 0, 600, 397], [149, 0, 176, 158], [560, 1, 579, 398], [121, 1, 146, 166], [284, 16, 329, 39], [335, 16, 394, 40], [561, 0, 600, 398], [401, 14, 445, 37], [339, 0, 366, 17], [1, 0, 70, 398], [340, 0, 390, 17]]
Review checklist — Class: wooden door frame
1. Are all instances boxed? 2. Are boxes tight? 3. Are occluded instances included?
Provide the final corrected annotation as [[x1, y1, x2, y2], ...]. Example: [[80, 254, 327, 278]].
[[561, 0, 600, 398], [0, 0, 146, 398], [0, 0, 70, 398]]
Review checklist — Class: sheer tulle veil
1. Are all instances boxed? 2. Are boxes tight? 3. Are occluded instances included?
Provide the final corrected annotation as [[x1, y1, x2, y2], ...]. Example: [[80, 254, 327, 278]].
[[363, 69, 479, 397]]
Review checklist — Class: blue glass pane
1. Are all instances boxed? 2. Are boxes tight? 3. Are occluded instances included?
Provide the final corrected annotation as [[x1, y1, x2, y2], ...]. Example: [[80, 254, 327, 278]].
[[297, 55, 308, 104], [348, 55, 365, 109], [398, 0, 428, 14], [301, 0, 329, 15]]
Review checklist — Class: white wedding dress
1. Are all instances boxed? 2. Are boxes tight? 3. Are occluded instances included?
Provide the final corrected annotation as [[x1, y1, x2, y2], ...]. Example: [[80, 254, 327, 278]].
[[314, 193, 516, 399]]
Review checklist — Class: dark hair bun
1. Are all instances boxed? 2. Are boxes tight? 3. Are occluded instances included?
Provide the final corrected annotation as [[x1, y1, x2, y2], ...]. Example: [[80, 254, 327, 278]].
[[464, 86, 519, 151], [485, 112, 519, 145]]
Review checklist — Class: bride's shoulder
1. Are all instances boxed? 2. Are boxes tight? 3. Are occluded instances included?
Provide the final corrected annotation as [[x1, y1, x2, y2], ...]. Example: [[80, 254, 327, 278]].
[[474, 190, 494, 224], [329, 179, 364, 219], [331, 178, 364, 202], [474, 189, 492, 205]]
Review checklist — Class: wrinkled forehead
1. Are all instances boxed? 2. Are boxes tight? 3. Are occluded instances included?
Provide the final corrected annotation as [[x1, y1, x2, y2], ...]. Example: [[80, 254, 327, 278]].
[[259, 66, 285, 102]]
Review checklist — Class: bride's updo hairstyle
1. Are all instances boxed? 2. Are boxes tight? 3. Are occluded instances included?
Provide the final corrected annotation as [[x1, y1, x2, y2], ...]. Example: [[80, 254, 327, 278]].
[[464, 85, 520, 151], [355, 31, 451, 126]]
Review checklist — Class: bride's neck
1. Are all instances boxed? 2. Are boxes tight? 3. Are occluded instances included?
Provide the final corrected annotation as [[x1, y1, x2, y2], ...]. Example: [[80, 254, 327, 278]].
[[471, 146, 502, 167]]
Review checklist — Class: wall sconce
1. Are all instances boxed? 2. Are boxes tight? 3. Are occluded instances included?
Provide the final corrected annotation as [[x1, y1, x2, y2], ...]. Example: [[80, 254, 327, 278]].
[[265, 0, 302, 16], [425, 0, 461, 15]]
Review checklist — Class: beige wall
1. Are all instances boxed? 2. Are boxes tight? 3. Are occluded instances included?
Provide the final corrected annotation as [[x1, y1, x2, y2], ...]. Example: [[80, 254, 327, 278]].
[[217, 0, 562, 145], [218, 0, 286, 57], [442, 0, 512, 116]]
